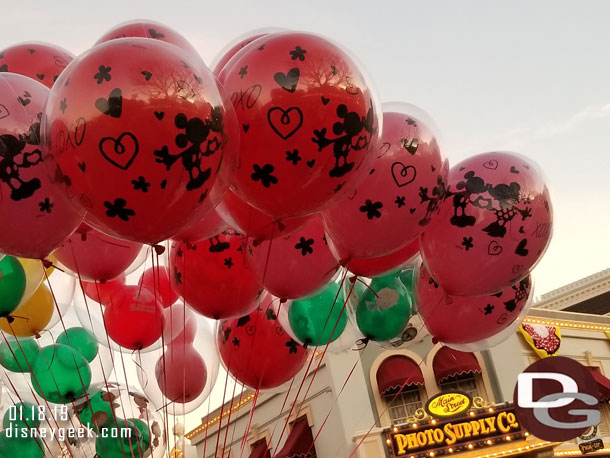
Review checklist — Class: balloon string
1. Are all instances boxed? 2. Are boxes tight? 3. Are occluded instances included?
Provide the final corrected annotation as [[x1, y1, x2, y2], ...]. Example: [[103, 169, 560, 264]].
[[213, 359, 233, 458], [271, 268, 352, 453], [238, 386, 261, 458], [201, 390, 213, 458], [220, 369, 241, 458], [305, 358, 360, 457], [227, 381, 246, 447], [347, 352, 431, 457]]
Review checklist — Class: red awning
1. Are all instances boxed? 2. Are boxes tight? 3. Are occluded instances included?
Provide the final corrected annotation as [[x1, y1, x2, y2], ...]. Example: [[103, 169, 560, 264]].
[[273, 416, 316, 458], [588, 368, 610, 402], [249, 440, 271, 458], [433, 347, 481, 383], [376, 355, 424, 396]]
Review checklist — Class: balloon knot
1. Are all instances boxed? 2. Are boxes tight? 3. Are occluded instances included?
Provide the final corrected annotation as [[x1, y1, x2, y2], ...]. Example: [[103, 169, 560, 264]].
[[431, 337, 439, 344], [276, 221, 286, 231], [349, 275, 357, 283], [354, 336, 370, 350], [279, 298, 287, 304], [42, 258, 54, 269], [153, 244, 166, 255], [303, 339, 311, 349]]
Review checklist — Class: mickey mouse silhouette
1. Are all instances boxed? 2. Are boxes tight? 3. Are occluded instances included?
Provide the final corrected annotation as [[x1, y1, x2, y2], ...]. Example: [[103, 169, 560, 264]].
[[155, 108, 224, 191], [447, 170, 532, 236], [0, 133, 42, 201], [312, 104, 374, 178], [418, 174, 447, 226]]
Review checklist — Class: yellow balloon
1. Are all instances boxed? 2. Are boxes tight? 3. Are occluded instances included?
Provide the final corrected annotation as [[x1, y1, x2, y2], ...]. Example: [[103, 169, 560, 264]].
[[0, 283, 54, 337], [16, 258, 44, 306]]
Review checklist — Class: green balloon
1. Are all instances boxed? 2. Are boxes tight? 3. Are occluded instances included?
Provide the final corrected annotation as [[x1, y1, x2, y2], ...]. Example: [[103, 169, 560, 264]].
[[96, 419, 144, 458], [0, 339, 41, 372], [77, 390, 116, 432], [0, 430, 43, 458], [129, 418, 151, 452], [30, 344, 92, 404], [56, 327, 99, 362], [355, 274, 413, 341], [0, 256, 26, 317], [289, 283, 347, 346], [2, 402, 40, 430]]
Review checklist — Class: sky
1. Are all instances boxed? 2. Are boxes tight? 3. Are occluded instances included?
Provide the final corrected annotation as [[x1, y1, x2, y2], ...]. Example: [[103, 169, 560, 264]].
[[1, 0, 609, 436]]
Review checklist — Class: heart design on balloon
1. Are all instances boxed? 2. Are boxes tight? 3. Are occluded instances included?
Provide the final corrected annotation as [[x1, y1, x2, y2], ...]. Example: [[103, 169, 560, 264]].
[[99, 132, 139, 170], [391, 162, 416, 187], [267, 106, 303, 139], [483, 159, 499, 170], [273, 67, 300, 93], [245, 324, 256, 336], [95, 88, 122, 118], [0, 103, 9, 120], [487, 240, 503, 256]]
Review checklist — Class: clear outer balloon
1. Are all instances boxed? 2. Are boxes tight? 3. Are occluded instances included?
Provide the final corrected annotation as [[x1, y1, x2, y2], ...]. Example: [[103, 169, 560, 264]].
[[40, 267, 76, 331], [53, 223, 145, 282], [71, 382, 166, 458], [217, 295, 310, 390], [0, 42, 74, 88], [344, 272, 415, 343], [0, 73, 81, 259], [73, 280, 163, 354], [172, 207, 230, 243], [211, 29, 281, 76], [216, 189, 310, 242], [218, 31, 380, 220], [169, 231, 262, 319], [274, 285, 362, 353], [138, 265, 179, 308], [136, 314, 220, 415], [95, 19, 202, 63], [416, 262, 533, 346], [103, 285, 165, 350], [345, 239, 419, 278], [245, 217, 339, 299], [323, 107, 447, 260], [448, 296, 531, 352], [420, 151, 553, 296], [42, 38, 238, 244]]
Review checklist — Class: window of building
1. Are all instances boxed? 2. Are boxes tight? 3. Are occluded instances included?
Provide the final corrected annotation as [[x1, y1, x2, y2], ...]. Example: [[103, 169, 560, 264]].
[[386, 386, 424, 424], [439, 373, 480, 399]]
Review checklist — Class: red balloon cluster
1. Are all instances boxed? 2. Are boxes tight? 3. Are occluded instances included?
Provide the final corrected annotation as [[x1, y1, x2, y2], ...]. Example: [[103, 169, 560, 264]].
[[0, 20, 556, 408]]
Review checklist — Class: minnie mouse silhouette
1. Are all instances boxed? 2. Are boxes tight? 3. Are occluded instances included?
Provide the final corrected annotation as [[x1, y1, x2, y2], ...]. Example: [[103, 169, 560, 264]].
[[0, 133, 42, 201], [312, 104, 374, 178]]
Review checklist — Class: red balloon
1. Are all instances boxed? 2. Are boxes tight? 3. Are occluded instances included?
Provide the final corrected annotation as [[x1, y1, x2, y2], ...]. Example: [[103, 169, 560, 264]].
[[81, 275, 126, 306], [169, 231, 262, 319], [219, 32, 380, 219], [346, 240, 419, 278], [0, 73, 81, 259], [211, 31, 271, 76], [0, 42, 74, 88], [95, 20, 201, 60], [103, 285, 165, 350], [217, 297, 308, 390], [216, 189, 309, 242], [420, 152, 553, 296], [323, 109, 447, 259], [416, 263, 533, 345], [172, 207, 229, 243], [54, 223, 143, 281], [245, 217, 339, 299], [42, 38, 237, 243], [138, 266, 179, 308], [155, 343, 206, 403]]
